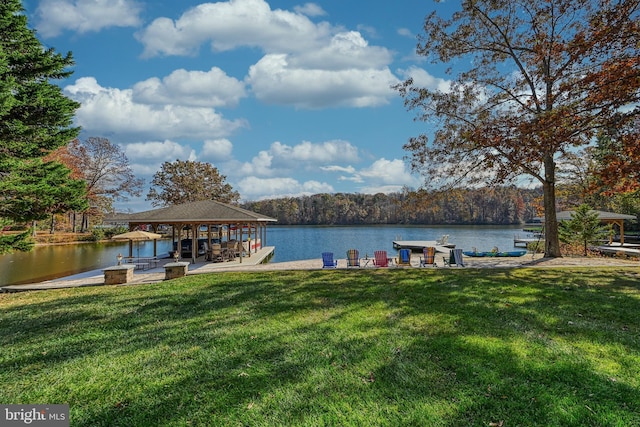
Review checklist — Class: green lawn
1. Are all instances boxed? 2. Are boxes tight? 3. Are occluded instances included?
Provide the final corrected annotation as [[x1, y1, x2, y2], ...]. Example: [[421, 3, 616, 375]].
[[1, 268, 639, 426]]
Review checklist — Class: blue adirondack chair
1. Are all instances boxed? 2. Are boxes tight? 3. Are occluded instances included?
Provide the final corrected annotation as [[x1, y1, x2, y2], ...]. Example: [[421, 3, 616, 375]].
[[396, 248, 412, 266], [322, 252, 338, 268]]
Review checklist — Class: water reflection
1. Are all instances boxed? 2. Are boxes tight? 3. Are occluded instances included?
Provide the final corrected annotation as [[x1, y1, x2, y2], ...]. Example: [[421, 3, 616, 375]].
[[0, 225, 524, 286], [0, 240, 173, 286]]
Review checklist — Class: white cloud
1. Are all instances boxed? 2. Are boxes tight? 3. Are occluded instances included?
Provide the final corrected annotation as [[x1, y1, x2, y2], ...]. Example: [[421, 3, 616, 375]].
[[289, 31, 392, 70], [132, 67, 246, 108], [397, 28, 413, 38], [234, 157, 417, 200], [64, 77, 246, 142], [293, 3, 326, 17], [35, 0, 142, 38], [236, 139, 359, 177], [359, 158, 418, 185], [136, 0, 333, 57], [320, 165, 356, 174], [237, 176, 333, 200], [338, 174, 364, 183], [329, 158, 419, 188], [270, 140, 359, 164], [237, 151, 275, 177], [124, 140, 194, 162], [247, 54, 398, 108], [398, 66, 452, 93], [135, 0, 398, 109], [119, 140, 197, 179], [201, 139, 234, 161]]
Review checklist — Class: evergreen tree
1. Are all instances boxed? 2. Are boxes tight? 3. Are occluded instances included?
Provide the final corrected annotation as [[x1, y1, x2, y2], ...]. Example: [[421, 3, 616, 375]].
[[559, 204, 609, 256], [0, 0, 86, 253]]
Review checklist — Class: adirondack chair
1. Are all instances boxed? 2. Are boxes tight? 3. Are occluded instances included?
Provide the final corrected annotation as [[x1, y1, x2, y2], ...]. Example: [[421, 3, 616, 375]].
[[396, 248, 412, 267], [346, 249, 360, 267], [420, 247, 436, 267], [322, 252, 338, 268], [443, 248, 465, 267], [373, 250, 390, 267]]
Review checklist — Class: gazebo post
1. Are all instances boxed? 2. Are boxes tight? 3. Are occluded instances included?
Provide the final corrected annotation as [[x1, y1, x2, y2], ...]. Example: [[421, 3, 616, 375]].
[[151, 225, 158, 257], [191, 223, 197, 264], [618, 220, 625, 245], [174, 223, 182, 260], [237, 222, 242, 263]]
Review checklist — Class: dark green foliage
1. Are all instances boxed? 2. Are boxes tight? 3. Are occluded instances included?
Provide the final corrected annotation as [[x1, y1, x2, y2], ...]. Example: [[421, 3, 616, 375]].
[[0, 229, 32, 254], [0, 159, 86, 222], [559, 204, 610, 255], [0, 0, 85, 252]]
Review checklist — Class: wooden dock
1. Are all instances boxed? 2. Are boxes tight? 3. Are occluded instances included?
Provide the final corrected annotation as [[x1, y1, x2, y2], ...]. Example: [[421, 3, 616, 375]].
[[1, 246, 276, 292], [514, 234, 543, 247], [593, 244, 640, 257], [392, 240, 455, 253]]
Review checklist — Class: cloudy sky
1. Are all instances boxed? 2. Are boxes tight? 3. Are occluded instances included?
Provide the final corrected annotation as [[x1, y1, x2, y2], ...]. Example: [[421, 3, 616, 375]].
[[25, 0, 455, 210]]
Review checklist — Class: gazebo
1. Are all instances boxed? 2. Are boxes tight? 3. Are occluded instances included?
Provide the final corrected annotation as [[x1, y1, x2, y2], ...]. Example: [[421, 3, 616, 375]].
[[110, 200, 277, 263], [540, 210, 637, 244]]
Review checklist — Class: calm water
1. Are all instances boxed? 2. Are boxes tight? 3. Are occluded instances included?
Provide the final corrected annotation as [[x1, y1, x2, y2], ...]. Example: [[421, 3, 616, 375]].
[[267, 224, 524, 262], [0, 225, 525, 286]]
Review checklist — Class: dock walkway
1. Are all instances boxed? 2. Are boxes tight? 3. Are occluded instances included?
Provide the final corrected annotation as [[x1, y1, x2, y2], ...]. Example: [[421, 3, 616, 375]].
[[593, 243, 640, 257], [1, 246, 275, 292], [392, 240, 454, 253]]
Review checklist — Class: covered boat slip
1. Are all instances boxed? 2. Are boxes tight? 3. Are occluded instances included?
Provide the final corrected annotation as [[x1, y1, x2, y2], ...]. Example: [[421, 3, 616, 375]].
[[109, 200, 277, 264]]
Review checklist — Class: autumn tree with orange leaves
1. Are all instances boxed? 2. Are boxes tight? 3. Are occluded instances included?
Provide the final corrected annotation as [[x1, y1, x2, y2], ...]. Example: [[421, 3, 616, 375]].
[[396, 0, 640, 257], [55, 137, 144, 230], [592, 118, 640, 195]]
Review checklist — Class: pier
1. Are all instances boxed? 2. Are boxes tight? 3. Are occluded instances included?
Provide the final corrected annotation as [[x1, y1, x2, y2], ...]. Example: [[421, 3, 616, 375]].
[[392, 240, 455, 253]]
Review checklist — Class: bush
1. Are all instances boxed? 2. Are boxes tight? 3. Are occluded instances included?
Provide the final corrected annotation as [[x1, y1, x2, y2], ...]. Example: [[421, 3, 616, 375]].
[[89, 228, 105, 241]]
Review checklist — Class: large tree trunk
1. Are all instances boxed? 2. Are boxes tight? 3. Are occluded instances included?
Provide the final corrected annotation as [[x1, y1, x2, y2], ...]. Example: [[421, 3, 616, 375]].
[[543, 156, 562, 257]]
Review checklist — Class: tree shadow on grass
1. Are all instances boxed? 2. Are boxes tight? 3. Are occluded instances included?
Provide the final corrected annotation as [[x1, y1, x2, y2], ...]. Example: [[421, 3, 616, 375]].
[[1, 268, 639, 425]]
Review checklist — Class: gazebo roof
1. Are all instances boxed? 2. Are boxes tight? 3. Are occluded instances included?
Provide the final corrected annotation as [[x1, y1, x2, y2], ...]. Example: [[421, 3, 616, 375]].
[[111, 200, 277, 224]]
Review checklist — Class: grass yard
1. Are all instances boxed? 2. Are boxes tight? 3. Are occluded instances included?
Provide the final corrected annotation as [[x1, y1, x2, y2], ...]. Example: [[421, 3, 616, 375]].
[[1, 268, 639, 426]]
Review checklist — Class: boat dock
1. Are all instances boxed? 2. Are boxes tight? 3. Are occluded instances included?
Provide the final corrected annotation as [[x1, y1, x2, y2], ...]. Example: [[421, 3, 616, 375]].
[[1, 246, 275, 292], [593, 243, 640, 258], [392, 240, 455, 253], [514, 234, 543, 247]]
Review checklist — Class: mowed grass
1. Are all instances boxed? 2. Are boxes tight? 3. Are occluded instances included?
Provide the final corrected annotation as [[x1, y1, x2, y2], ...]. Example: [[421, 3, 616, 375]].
[[1, 268, 639, 426]]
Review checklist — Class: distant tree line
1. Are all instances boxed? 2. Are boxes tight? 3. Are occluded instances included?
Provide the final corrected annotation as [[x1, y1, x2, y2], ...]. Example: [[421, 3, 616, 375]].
[[242, 187, 543, 226]]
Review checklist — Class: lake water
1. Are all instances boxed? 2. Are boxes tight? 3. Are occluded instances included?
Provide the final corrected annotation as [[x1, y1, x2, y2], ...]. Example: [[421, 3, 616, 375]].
[[0, 225, 526, 286]]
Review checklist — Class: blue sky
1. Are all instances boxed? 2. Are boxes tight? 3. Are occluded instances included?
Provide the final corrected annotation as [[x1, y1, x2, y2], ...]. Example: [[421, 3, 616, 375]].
[[24, 0, 456, 210]]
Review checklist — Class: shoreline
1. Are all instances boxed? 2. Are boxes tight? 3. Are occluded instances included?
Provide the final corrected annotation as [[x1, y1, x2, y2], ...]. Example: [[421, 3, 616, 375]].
[[2, 252, 639, 293]]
